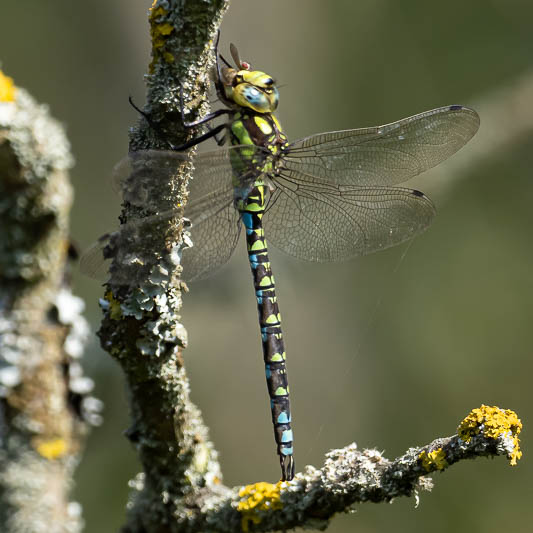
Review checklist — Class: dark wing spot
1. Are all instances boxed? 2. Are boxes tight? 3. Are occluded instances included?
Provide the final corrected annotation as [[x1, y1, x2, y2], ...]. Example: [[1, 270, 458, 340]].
[[412, 189, 425, 197], [449, 105, 464, 111]]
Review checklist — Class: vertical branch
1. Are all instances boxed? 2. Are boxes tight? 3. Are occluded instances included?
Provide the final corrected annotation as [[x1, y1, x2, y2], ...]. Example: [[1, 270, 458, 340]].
[[0, 72, 96, 532], [95, 2, 230, 531]]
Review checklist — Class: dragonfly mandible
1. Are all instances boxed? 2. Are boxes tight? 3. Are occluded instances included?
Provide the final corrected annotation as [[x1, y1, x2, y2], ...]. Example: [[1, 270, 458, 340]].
[[81, 39, 479, 482]]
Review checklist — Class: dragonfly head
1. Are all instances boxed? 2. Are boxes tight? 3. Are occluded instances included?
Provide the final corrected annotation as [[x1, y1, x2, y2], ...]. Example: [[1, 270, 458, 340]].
[[225, 70, 279, 113], [217, 43, 279, 113]]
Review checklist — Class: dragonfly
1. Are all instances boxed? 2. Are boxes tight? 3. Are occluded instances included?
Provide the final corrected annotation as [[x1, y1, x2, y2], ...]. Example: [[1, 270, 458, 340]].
[[81, 40, 479, 482]]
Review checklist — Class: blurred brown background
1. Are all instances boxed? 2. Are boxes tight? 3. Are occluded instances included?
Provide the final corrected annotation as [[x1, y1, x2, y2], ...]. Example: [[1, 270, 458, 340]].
[[1, 1, 531, 531]]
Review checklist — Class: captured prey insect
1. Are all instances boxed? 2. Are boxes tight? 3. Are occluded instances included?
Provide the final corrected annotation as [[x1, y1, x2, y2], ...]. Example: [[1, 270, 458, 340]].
[[81, 41, 479, 481]]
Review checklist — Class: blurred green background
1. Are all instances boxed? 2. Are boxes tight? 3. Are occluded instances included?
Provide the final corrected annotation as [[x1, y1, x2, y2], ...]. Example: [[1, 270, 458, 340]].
[[1, 1, 532, 531]]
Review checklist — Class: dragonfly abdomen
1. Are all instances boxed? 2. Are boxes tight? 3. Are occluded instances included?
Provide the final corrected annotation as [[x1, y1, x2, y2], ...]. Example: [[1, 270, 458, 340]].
[[241, 191, 294, 481]]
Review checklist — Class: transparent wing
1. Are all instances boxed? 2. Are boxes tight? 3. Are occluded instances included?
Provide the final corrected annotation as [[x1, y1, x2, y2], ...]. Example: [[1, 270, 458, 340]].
[[264, 169, 436, 261], [167, 146, 271, 281], [79, 209, 184, 285], [181, 193, 241, 283], [283, 105, 480, 186], [81, 146, 270, 284]]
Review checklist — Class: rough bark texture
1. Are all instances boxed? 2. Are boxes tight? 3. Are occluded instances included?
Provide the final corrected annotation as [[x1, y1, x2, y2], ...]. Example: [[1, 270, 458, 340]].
[[0, 74, 96, 532], [94, 2, 231, 532]]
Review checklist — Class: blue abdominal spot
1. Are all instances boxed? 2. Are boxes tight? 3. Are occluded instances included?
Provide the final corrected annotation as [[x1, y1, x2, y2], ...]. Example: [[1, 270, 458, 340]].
[[241, 212, 253, 229], [281, 430, 293, 443], [277, 412, 290, 424]]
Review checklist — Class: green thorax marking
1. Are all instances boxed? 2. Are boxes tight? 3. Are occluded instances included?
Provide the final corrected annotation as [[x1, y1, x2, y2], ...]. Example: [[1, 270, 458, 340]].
[[229, 110, 288, 212]]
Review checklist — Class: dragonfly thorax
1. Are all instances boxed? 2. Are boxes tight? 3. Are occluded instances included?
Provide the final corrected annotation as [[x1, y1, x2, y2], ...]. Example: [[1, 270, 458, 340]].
[[229, 110, 288, 158]]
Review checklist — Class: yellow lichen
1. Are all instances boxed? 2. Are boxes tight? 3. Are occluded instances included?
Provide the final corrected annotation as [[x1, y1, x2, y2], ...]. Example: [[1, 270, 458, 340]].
[[458, 405, 522, 465], [35, 438, 68, 460], [148, 3, 175, 71], [0, 70, 16, 102], [156, 23, 174, 38], [163, 52, 175, 64], [105, 290, 122, 320], [419, 447, 447, 471], [237, 481, 284, 532]]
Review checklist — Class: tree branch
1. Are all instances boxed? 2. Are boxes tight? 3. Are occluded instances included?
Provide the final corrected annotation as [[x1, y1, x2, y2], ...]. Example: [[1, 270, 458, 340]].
[[95, 2, 231, 531], [0, 71, 98, 532], [126, 405, 521, 532]]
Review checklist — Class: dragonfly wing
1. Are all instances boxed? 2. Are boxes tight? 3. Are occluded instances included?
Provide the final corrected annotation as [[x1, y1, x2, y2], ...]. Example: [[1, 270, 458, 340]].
[[181, 146, 272, 281], [82, 147, 262, 284], [283, 105, 479, 186], [79, 231, 117, 282], [79, 200, 240, 286], [79, 208, 184, 285], [265, 169, 436, 262]]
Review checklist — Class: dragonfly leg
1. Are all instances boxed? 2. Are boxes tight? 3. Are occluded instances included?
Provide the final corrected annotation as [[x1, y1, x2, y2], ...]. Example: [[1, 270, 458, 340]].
[[167, 123, 227, 151], [129, 95, 227, 151]]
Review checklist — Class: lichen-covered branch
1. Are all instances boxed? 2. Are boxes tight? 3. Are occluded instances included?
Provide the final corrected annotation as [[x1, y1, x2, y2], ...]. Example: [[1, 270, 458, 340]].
[[0, 71, 98, 532], [144, 405, 521, 533], [95, 2, 230, 532]]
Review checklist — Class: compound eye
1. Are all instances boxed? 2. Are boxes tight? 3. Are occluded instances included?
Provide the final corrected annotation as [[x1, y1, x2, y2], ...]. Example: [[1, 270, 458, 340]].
[[247, 87, 261, 100]]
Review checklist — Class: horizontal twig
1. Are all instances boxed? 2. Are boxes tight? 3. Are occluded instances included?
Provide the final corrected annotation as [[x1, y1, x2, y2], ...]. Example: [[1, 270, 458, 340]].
[[142, 405, 519, 533]]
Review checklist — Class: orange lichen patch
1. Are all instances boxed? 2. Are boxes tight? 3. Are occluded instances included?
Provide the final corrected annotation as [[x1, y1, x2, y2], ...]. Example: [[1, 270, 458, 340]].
[[35, 438, 68, 460], [458, 405, 522, 466], [419, 447, 447, 471], [0, 70, 16, 102], [237, 481, 284, 532]]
